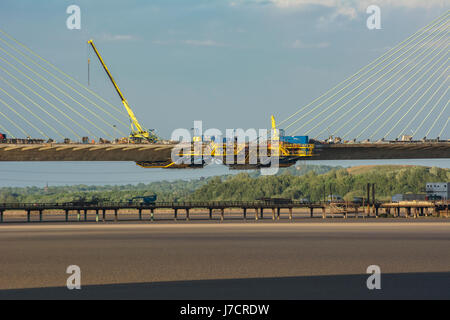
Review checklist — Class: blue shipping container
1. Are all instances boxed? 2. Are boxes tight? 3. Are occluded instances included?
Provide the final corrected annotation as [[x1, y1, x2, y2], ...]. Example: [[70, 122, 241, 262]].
[[280, 136, 309, 144]]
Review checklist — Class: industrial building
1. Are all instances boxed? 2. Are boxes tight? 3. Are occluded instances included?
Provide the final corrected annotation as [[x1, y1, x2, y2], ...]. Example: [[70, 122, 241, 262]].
[[426, 182, 450, 200]]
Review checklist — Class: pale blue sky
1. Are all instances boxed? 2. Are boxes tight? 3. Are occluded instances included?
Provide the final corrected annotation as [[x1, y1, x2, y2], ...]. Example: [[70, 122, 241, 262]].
[[0, 0, 447, 136], [0, 1, 448, 186]]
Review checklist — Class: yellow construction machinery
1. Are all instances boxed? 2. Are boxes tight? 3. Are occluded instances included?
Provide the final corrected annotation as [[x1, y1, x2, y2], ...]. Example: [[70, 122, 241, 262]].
[[87, 40, 158, 143], [87, 40, 313, 169], [136, 115, 314, 169]]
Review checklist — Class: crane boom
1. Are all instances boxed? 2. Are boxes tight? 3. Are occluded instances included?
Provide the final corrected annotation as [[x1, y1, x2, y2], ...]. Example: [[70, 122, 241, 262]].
[[87, 39, 157, 142]]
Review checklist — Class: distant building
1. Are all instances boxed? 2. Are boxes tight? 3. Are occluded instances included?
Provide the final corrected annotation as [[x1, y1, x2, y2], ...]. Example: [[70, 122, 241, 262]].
[[426, 182, 449, 200]]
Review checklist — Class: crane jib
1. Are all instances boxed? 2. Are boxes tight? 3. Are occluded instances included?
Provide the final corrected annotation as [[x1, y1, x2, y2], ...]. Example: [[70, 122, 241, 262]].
[[87, 39, 158, 142]]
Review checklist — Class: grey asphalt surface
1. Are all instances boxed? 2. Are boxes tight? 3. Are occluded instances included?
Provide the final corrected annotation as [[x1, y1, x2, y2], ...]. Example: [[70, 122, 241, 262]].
[[0, 220, 449, 299]]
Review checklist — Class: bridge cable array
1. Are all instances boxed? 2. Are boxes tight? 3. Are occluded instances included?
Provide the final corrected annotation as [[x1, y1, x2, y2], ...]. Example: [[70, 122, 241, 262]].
[[314, 28, 449, 139], [0, 30, 128, 117], [348, 40, 449, 140], [369, 60, 448, 139], [0, 37, 129, 129], [0, 97, 29, 137], [0, 29, 130, 140], [0, 73, 78, 139], [278, 11, 449, 128], [0, 55, 101, 139], [279, 11, 449, 141]]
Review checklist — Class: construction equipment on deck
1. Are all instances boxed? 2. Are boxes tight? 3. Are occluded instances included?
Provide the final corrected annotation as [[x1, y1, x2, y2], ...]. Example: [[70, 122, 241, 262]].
[[136, 116, 314, 169], [86, 40, 312, 168], [87, 39, 158, 143]]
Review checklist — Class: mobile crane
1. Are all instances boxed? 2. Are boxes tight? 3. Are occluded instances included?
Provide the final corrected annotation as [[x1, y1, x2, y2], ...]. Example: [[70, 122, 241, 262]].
[[87, 39, 158, 143], [87, 40, 313, 168]]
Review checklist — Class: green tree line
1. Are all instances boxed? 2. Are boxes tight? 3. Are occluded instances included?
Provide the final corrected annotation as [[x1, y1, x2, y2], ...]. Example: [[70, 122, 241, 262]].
[[189, 165, 449, 202], [0, 165, 448, 203]]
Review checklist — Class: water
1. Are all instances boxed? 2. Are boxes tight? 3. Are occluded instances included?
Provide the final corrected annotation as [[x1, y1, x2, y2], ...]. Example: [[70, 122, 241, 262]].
[[0, 159, 448, 188]]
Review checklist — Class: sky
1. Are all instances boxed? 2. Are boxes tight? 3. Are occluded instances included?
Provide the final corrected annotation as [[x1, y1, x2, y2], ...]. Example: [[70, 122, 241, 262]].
[[0, 0, 448, 186]]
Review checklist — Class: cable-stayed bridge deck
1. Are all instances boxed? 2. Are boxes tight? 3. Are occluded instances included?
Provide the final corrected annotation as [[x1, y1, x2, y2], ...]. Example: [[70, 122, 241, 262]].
[[0, 143, 174, 161], [311, 142, 450, 160], [0, 141, 448, 162]]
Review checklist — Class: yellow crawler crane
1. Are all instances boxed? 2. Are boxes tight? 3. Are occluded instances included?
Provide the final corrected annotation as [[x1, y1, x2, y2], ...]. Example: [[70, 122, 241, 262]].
[[87, 40, 158, 143], [136, 116, 314, 169]]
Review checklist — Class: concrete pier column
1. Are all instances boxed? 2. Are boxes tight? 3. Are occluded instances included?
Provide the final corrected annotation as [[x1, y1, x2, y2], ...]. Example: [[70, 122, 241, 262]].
[[289, 208, 293, 220], [243, 208, 247, 220], [186, 209, 190, 221]]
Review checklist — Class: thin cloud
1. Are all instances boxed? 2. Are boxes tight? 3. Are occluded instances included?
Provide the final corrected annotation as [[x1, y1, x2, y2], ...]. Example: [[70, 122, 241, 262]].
[[237, 0, 447, 9], [182, 40, 226, 47], [291, 39, 330, 49], [152, 39, 227, 47], [100, 34, 139, 42], [152, 40, 174, 45], [230, 0, 447, 20]]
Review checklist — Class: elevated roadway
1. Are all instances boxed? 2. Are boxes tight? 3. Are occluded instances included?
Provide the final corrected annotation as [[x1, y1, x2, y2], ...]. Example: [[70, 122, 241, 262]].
[[0, 142, 448, 163], [311, 142, 450, 160], [0, 143, 174, 162]]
